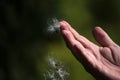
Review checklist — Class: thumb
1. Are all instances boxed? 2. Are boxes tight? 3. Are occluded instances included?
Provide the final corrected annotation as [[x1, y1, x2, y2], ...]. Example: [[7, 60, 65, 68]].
[[93, 27, 116, 47]]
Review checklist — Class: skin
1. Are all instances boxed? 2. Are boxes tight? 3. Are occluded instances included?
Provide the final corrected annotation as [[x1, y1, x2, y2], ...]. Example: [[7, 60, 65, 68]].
[[60, 21, 120, 80]]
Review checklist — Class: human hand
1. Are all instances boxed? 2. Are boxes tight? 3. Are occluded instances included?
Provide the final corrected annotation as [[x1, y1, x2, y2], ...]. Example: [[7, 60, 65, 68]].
[[60, 21, 120, 80]]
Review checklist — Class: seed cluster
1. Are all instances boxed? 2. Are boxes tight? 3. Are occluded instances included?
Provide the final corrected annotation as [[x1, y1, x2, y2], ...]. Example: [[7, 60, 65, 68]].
[[47, 18, 60, 33], [44, 57, 69, 80]]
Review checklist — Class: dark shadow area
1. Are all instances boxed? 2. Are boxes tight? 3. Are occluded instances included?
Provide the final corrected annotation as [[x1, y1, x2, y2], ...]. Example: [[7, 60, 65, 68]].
[[0, 0, 60, 80], [88, 0, 120, 24]]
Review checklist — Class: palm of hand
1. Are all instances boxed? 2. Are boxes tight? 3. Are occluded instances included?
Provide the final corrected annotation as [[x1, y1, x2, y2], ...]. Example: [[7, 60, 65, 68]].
[[60, 21, 120, 80]]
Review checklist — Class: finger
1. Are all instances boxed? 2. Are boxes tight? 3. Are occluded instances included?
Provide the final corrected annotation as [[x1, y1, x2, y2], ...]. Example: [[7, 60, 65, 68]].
[[59, 21, 69, 31], [62, 30, 88, 62], [61, 29, 85, 51], [60, 21, 97, 48], [93, 27, 116, 47]]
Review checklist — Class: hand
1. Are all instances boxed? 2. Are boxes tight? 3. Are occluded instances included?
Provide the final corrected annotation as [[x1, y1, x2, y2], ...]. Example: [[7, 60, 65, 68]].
[[60, 21, 120, 80]]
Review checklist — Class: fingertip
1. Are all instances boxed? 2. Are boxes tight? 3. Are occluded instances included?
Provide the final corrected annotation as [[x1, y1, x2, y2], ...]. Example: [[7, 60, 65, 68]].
[[93, 26, 102, 33], [94, 26, 101, 29], [93, 26, 115, 46], [59, 21, 69, 30], [95, 26, 104, 32], [93, 26, 106, 37]]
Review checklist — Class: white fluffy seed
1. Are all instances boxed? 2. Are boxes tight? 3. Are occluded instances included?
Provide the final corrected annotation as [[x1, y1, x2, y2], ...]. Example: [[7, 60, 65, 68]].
[[47, 18, 60, 33]]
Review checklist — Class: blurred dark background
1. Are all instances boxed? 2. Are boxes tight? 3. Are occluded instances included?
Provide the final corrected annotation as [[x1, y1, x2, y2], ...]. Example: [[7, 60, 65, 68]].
[[0, 0, 120, 80]]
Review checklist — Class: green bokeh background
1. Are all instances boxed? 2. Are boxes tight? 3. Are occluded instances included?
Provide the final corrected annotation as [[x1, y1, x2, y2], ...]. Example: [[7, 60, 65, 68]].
[[0, 0, 120, 80]]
